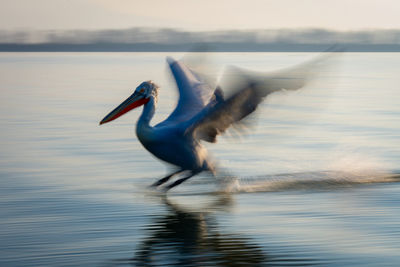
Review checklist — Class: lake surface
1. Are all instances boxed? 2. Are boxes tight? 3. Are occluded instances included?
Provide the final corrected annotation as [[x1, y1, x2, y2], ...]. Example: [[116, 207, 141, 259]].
[[0, 52, 399, 266]]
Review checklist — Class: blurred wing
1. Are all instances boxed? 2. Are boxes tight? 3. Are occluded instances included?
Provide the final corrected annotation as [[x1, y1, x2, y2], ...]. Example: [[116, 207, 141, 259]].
[[186, 52, 334, 143], [157, 57, 215, 127]]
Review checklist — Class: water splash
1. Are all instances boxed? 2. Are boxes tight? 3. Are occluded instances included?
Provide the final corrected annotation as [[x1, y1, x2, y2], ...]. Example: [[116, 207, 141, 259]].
[[218, 171, 400, 193]]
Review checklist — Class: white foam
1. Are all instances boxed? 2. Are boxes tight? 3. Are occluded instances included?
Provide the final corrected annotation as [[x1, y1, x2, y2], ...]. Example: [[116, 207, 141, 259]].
[[217, 170, 399, 194]]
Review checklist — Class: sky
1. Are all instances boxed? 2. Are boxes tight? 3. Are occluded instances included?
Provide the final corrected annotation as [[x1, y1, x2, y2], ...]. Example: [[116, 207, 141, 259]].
[[0, 0, 399, 31]]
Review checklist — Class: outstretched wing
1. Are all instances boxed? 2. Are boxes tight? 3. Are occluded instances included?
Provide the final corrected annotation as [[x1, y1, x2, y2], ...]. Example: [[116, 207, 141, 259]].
[[156, 57, 215, 127], [185, 52, 334, 143]]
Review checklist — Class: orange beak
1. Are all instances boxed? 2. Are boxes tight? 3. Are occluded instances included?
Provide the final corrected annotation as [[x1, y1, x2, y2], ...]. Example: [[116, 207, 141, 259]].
[[99, 92, 149, 125]]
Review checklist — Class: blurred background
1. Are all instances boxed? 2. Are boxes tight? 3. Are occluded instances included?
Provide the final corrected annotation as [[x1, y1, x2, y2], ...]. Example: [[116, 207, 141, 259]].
[[1, 26, 400, 52], [1, 0, 400, 52]]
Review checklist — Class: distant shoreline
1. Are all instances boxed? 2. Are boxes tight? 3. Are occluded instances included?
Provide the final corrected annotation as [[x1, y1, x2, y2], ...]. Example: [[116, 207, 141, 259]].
[[1, 43, 400, 52], [2, 28, 400, 52]]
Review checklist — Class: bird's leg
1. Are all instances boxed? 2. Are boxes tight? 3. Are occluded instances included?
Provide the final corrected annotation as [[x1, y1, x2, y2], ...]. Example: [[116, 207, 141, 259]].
[[150, 169, 182, 188], [163, 170, 200, 191]]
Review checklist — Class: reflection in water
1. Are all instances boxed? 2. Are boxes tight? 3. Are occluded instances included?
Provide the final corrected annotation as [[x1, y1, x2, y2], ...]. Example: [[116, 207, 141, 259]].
[[117, 195, 268, 266]]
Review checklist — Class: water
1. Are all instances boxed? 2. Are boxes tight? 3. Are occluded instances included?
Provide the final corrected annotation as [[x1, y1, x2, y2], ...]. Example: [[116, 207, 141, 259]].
[[0, 52, 399, 266]]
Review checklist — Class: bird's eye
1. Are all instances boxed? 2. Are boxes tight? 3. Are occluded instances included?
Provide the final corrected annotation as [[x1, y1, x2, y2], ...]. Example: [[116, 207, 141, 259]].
[[139, 88, 145, 93]]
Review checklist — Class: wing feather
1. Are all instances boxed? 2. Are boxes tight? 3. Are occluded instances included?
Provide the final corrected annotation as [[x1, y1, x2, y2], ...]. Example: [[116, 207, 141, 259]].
[[185, 52, 335, 142], [156, 57, 215, 127]]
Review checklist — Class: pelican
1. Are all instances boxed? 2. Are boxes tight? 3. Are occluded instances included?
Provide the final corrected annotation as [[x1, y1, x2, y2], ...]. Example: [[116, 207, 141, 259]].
[[100, 54, 332, 191]]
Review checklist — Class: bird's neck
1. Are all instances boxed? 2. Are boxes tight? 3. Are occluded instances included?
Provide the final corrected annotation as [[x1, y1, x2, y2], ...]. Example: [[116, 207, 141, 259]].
[[136, 97, 156, 142]]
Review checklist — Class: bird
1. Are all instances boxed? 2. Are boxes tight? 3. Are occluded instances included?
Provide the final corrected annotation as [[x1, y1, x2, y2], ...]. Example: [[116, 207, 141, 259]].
[[99, 53, 333, 191]]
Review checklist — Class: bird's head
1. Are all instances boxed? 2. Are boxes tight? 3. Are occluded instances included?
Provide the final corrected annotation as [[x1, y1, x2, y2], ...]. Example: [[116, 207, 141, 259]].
[[99, 80, 159, 125]]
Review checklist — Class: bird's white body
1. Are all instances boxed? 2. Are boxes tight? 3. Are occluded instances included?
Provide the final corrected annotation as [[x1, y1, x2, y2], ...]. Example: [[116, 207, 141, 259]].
[[100, 53, 333, 190]]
